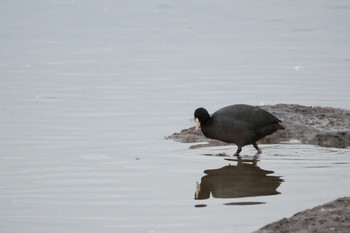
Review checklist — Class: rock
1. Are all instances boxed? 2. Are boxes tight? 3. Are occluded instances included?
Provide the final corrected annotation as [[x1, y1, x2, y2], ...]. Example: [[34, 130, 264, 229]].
[[254, 197, 350, 233], [166, 104, 350, 148], [316, 132, 350, 148]]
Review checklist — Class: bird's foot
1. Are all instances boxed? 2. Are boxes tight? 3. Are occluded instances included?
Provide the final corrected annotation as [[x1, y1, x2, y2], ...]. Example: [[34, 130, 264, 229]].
[[253, 142, 262, 154], [233, 147, 242, 157]]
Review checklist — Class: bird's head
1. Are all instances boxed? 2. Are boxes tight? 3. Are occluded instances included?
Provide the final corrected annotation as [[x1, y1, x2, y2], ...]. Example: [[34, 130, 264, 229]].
[[194, 107, 210, 130]]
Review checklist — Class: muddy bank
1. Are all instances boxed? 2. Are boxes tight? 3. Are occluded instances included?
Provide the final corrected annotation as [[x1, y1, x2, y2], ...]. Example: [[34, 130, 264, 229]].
[[166, 104, 350, 148], [254, 197, 350, 233]]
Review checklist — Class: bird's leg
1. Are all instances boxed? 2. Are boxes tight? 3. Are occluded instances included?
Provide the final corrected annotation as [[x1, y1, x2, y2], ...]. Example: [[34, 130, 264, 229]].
[[253, 142, 262, 154], [233, 147, 242, 157]]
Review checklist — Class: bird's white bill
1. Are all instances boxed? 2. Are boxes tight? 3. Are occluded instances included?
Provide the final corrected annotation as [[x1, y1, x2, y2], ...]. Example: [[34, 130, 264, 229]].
[[195, 118, 200, 130]]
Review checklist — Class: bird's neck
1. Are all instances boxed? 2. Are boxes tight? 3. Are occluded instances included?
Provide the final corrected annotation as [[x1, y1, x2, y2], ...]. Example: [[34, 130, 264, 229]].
[[201, 119, 213, 138]]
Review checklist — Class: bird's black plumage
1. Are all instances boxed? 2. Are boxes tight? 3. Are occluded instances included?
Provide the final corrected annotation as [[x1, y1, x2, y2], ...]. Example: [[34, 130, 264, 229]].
[[194, 104, 285, 156]]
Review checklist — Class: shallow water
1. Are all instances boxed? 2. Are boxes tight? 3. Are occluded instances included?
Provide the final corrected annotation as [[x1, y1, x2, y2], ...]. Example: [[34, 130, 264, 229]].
[[1, 0, 350, 232]]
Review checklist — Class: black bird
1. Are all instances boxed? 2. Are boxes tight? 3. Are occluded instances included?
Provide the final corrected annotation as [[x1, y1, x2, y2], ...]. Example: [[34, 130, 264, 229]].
[[194, 104, 285, 156]]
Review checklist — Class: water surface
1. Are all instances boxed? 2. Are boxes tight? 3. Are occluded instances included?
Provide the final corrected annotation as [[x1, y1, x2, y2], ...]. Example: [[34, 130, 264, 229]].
[[1, 0, 350, 232]]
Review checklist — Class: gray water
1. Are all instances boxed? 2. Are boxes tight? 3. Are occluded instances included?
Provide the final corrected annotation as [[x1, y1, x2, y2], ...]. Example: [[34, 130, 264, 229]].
[[1, 1, 350, 232]]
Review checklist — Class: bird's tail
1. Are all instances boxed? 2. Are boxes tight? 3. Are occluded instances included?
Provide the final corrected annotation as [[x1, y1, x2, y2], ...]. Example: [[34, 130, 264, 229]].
[[276, 123, 285, 130], [256, 123, 285, 139]]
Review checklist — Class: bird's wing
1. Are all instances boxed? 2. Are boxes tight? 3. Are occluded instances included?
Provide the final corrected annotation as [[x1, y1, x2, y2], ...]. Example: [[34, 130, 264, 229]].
[[213, 105, 281, 129]]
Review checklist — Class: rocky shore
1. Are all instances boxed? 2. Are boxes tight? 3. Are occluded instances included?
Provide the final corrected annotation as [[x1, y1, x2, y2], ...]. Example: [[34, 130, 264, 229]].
[[166, 104, 350, 149], [254, 197, 350, 233]]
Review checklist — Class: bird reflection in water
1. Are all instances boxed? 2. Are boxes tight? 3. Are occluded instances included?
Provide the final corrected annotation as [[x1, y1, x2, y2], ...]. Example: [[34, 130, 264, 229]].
[[195, 157, 283, 201]]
